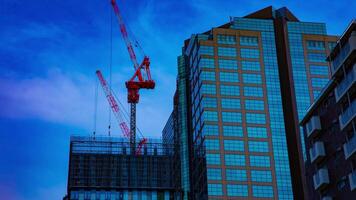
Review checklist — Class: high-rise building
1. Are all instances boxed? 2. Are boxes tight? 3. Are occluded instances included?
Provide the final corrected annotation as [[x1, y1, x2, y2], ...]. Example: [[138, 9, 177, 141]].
[[166, 6, 337, 200], [64, 136, 182, 200], [300, 20, 356, 199]]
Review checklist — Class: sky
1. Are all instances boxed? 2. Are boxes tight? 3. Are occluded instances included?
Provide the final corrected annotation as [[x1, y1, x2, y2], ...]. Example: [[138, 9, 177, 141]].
[[0, 0, 354, 199]]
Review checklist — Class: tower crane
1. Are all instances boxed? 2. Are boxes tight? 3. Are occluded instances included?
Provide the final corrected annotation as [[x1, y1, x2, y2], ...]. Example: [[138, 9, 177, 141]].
[[96, 70, 147, 155], [110, 0, 155, 152]]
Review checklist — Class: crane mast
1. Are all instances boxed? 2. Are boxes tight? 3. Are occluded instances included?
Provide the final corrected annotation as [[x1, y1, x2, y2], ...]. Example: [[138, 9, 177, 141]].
[[110, 0, 155, 152]]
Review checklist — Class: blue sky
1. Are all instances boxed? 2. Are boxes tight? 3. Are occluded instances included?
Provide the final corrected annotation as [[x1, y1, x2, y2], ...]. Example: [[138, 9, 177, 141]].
[[0, 0, 354, 199]]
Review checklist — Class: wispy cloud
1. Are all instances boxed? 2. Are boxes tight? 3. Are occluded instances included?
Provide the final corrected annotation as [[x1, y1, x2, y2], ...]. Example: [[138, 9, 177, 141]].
[[0, 67, 174, 138], [0, 183, 25, 200], [0, 68, 95, 127]]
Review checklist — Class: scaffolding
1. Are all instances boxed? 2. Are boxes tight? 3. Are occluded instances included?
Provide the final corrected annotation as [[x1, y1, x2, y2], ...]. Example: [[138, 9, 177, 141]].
[[67, 136, 178, 194]]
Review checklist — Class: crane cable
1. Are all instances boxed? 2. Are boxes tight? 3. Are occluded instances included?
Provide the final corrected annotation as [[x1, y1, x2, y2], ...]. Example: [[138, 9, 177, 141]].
[[93, 76, 99, 138], [127, 25, 145, 57], [108, 7, 113, 137]]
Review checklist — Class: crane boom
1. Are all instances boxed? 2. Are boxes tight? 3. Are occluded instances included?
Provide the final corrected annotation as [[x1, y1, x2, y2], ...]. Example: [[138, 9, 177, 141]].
[[96, 70, 130, 138], [110, 0, 139, 70]]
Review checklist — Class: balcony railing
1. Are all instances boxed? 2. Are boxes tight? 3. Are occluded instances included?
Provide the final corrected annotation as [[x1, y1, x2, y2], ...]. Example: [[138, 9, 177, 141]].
[[313, 168, 330, 190], [331, 33, 356, 75], [309, 141, 326, 164], [335, 64, 356, 102], [306, 116, 322, 138], [349, 171, 356, 191], [339, 100, 356, 130], [343, 134, 356, 160]]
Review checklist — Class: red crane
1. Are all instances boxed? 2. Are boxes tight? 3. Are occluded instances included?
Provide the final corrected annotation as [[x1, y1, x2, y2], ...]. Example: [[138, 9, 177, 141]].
[[110, 0, 155, 151], [96, 70, 147, 155]]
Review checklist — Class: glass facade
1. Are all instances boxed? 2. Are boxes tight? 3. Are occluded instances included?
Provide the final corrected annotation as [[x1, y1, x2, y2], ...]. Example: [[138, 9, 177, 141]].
[[287, 22, 335, 161], [177, 55, 190, 199], [234, 18, 294, 199], [168, 7, 337, 200], [70, 190, 173, 200], [178, 16, 294, 199]]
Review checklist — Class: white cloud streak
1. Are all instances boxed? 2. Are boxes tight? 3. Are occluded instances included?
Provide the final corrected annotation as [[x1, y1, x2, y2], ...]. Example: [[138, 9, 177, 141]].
[[0, 67, 174, 138]]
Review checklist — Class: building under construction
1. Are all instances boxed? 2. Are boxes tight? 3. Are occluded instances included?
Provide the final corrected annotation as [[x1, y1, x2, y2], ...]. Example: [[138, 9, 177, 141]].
[[63, 136, 182, 200]]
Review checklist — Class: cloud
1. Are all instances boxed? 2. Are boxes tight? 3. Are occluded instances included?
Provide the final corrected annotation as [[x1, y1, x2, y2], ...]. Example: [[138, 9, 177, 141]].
[[0, 67, 174, 138], [0, 183, 25, 200], [0, 69, 95, 127]]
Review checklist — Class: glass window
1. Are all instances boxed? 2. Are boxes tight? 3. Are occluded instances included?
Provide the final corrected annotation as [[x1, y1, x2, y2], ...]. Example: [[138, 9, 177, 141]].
[[71, 191, 79, 199], [225, 154, 246, 166], [226, 169, 247, 181], [306, 40, 325, 50], [243, 86, 263, 97], [227, 184, 248, 197], [218, 47, 237, 57], [207, 168, 222, 180], [245, 100, 264, 110], [247, 127, 268, 138], [206, 153, 221, 165], [311, 77, 329, 88], [250, 155, 270, 167], [248, 141, 269, 153], [199, 45, 214, 55], [313, 90, 321, 99], [218, 59, 238, 69], [308, 52, 326, 62], [226, 184, 248, 197], [202, 97, 217, 108], [242, 73, 262, 84], [199, 58, 215, 69], [223, 125, 243, 137], [203, 124, 219, 136], [240, 36, 258, 46], [201, 84, 216, 94], [240, 48, 259, 59], [217, 35, 236, 44], [251, 170, 272, 182], [221, 85, 240, 96], [204, 111, 218, 122], [222, 112, 242, 123], [224, 140, 244, 151], [246, 113, 266, 124], [205, 139, 220, 150], [200, 71, 216, 81], [241, 60, 260, 71], [221, 98, 241, 109], [220, 72, 239, 82], [208, 184, 223, 196], [328, 42, 336, 50], [309, 65, 329, 76], [252, 185, 274, 198]]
